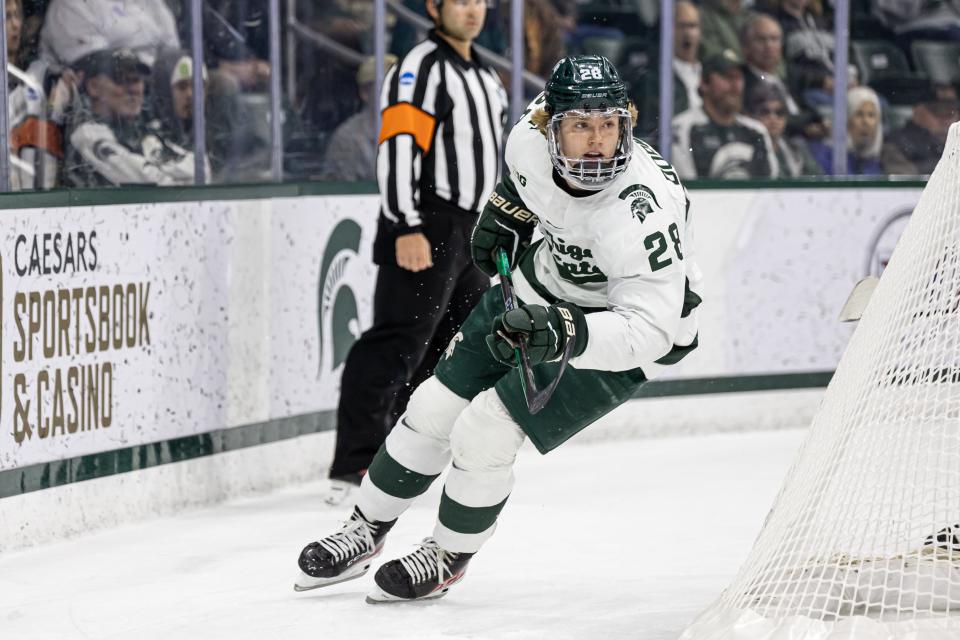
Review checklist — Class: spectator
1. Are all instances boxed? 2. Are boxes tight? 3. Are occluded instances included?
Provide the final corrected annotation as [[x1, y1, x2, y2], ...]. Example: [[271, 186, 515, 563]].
[[745, 82, 821, 177], [8, 0, 75, 190], [40, 0, 179, 70], [169, 1, 271, 93], [672, 1, 703, 111], [872, 0, 960, 48], [201, 1, 270, 91], [6, 0, 22, 66], [168, 1, 278, 181], [149, 49, 212, 151], [633, 1, 702, 140], [63, 48, 201, 187], [522, 0, 570, 79], [320, 54, 398, 182], [698, 0, 748, 59], [19, 0, 43, 65], [740, 12, 799, 116], [297, 0, 368, 155], [764, 0, 834, 107], [809, 87, 884, 175], [882, 84, 960, 176], [672, 48, 779, 179]]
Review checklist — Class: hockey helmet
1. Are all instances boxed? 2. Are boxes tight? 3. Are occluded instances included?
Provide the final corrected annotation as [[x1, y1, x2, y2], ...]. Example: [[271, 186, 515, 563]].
[[543, 55, 633, 191]]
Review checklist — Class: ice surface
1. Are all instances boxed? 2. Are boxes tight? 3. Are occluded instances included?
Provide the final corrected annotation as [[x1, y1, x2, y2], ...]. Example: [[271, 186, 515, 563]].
[[0, 429, 805, 640]]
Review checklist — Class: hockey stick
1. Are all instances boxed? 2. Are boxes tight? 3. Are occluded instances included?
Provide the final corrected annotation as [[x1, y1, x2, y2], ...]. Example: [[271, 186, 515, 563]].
[[495, 248, 576, 414], [838, 276, 879, 322]]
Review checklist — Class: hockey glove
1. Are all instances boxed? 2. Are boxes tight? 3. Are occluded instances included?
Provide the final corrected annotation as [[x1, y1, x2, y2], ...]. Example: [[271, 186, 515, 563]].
[[471, 199, 537, 277], [486, 302, 588, 366]]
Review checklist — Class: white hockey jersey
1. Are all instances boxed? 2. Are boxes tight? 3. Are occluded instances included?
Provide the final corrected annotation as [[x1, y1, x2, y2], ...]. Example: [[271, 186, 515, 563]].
[[505, 96, 703, 376]]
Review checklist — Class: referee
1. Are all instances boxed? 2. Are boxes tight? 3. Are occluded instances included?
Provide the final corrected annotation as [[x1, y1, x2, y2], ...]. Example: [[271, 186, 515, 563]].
[[326, 0, 507, 504]]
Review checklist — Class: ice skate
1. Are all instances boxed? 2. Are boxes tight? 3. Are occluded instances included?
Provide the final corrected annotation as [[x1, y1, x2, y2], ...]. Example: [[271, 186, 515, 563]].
[[365, 537, 473, 604], [293, 507, 396, 592], [322, 472, 364, 507]]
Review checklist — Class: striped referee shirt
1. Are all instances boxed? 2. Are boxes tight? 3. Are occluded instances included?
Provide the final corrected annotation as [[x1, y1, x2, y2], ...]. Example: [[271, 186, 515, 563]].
[[377, 30, 507, 232]]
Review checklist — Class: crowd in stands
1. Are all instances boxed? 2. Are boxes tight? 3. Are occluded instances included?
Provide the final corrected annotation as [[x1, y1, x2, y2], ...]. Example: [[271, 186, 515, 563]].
[[631, 0, 960, 179], [4, 0, 959, 190], [7, 0, 274, 189]]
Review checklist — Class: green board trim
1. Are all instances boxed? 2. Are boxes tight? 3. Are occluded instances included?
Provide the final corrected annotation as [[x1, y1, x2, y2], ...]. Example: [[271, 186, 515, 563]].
[[0, 180, 380, 210], [0, 371, 834, 500], [634, 371, 833, 397], [685, 177, 927, 190], [0, 410, 336, 500], [0, 177, 926, 211]]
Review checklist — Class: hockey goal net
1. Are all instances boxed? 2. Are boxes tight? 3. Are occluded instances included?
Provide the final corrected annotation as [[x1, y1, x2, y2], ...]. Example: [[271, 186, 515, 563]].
[[681, 123, 960, 639]]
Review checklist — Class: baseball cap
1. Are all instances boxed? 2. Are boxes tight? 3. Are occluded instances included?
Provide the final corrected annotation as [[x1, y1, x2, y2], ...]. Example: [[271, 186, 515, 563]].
[[918, 82, 959, 107], [77, 48, 151, 80], [170, 55, 209, 85], [702, 48, 744, 77], [356, 54, 398, 86]]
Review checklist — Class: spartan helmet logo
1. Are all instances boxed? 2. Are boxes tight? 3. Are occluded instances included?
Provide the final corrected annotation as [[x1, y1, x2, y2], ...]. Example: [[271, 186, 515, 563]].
[[317, 220, 364, 379]]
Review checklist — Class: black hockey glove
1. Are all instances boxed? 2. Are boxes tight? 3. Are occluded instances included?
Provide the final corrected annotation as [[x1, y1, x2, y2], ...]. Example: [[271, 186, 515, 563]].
[[471, 199, 536, 277], [486, 302, 589, 367]]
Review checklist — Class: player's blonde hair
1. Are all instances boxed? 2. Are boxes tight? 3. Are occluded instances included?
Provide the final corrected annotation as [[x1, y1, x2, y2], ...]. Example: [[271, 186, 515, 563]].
[[529, 103, 639, 136]]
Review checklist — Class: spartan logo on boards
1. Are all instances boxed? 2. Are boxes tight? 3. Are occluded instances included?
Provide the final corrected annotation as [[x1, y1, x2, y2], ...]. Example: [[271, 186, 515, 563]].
[[317, 219, 366, 382], [865, 208, 911, 278]]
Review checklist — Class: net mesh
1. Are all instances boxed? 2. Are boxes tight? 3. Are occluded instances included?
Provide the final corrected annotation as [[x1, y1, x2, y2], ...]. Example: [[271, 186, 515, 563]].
[[682, 123, 960, 639]]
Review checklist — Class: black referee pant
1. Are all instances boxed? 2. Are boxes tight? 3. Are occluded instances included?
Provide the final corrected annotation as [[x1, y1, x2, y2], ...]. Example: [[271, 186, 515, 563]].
[[329, 211, 489, 479]]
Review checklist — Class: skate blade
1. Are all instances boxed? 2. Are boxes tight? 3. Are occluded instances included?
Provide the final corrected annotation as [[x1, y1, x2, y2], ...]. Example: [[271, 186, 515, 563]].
[[364, 584, 450, 604], [293, 562, 371, 592]]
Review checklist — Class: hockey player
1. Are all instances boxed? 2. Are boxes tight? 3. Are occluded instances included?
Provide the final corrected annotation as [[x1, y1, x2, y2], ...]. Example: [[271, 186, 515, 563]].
[[294, 55, 703, 603]]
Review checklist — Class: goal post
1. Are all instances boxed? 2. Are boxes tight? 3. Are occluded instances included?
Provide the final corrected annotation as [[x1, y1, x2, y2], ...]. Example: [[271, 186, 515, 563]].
[[681, 122, 960, 639]]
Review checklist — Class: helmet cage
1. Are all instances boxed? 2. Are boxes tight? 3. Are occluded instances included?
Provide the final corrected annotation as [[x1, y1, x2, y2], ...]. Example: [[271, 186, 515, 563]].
[[546, 107, 633, 191]]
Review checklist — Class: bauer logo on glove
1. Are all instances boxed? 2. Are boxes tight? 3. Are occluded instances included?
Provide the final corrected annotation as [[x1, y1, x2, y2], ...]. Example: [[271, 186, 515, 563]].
[[486, 302, 589, 366], [470, 184, 538, 277]]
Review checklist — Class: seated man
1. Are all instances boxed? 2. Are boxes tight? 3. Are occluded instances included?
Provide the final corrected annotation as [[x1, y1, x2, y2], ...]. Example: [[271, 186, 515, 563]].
[[64, 48, 203, 187], [631, 1, 702, 141], [740, 12, 799, 116], [672, 49, 779, 179], [882, 84, 960, 176], [6, 0, 64, 190], [320, 54, 398, 182]]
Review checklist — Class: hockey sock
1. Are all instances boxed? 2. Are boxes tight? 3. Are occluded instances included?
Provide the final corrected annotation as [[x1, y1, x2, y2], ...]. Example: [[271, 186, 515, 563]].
[[433, 466, 512, 553], [358, 418, 452, 522]]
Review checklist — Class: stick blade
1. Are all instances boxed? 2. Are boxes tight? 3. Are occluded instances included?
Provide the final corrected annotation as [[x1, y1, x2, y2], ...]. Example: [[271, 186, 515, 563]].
[[838, 276, 880, 322], [526, 337, 577, 414]]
